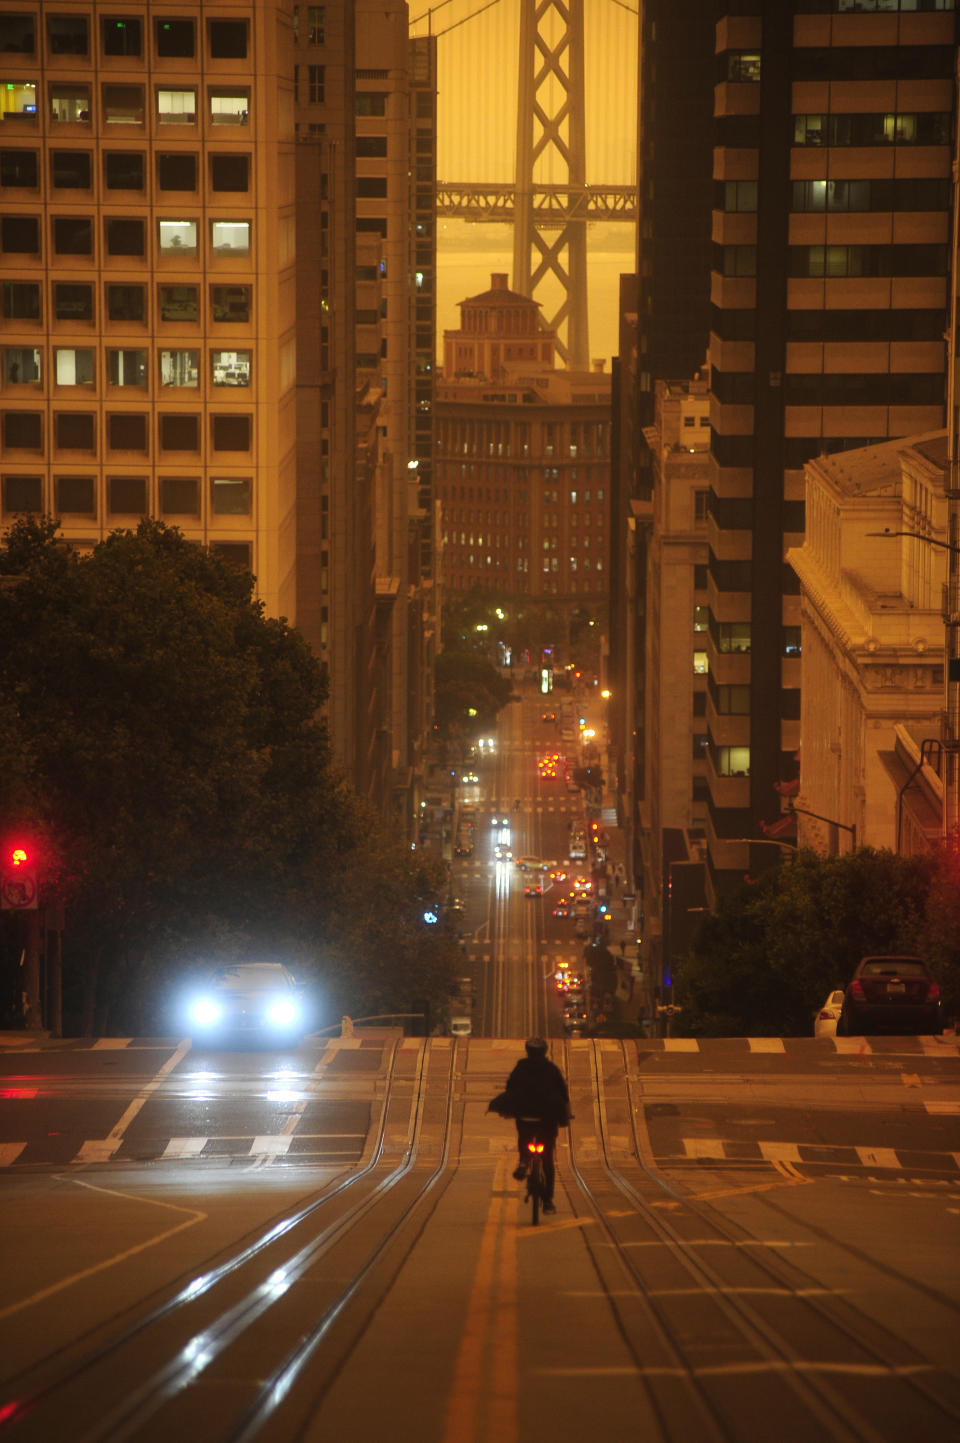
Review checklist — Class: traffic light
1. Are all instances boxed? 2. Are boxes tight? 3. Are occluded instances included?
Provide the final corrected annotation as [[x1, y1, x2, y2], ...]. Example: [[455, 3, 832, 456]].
[[1, 842, 38, 910]]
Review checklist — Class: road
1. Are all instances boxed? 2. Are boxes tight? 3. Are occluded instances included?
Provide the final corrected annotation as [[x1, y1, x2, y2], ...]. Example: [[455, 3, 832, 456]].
[[1, 686, 959, 1441]]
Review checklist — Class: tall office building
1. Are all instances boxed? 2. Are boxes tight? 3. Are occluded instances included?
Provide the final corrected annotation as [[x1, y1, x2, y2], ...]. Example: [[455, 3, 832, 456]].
[[706, 1, 956, 892], [292, 2, 438, 825], [0, 4, 297, 615]]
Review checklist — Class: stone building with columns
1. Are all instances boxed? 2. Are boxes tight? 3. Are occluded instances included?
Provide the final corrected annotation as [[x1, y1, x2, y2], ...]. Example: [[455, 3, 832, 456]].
[[786, 430, 948, 855]]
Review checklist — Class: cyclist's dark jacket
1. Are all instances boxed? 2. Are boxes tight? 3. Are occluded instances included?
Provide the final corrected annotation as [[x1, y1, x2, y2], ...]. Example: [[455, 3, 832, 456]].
[[504, 1055, 570, 1126]]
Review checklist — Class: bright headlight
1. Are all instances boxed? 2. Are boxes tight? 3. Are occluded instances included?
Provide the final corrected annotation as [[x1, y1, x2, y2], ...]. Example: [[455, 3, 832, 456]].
[[267, 997, 298, 1027], [192, 997, 221, 1026]]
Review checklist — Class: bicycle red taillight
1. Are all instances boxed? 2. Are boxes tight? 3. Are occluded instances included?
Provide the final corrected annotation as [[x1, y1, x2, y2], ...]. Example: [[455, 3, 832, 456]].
[[527, 1141, 545, 1154]]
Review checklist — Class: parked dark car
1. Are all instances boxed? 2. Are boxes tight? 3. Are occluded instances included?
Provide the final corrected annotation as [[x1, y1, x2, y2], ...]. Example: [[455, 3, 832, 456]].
[[838, 956, 941, 1036]]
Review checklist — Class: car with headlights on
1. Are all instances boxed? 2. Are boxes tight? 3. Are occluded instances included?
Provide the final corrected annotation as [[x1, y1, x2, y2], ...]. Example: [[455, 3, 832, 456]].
[[187, 962, 308, 1045], [838, 956, 941, 1036]]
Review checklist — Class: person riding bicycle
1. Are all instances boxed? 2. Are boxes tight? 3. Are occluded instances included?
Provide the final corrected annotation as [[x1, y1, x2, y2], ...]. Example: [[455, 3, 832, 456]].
[[503, 1037, 571, 1213]]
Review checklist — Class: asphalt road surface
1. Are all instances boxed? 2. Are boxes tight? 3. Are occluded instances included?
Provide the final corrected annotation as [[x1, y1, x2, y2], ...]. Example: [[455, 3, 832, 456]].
[[1, 1030, 959, 1442]]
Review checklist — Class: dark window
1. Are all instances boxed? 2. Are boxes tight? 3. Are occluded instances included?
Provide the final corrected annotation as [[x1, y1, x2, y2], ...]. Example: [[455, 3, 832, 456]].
[[54, 283, 94, 320], [356, 136, 387, 158], [105, 217, 145, 256], [2, 474, 42, 512], [160, 476, 199, 515], [2, 413, 42, 449], [710, 432, 755, 468], [208, 20, 247, 58], [157, 151, 197, 189], [1, 215, 40, 254], [212, 414, 251, 450], [356, 217, 387, 237], [710, 557, 753, 591], [786, 307, 946, 342], [693, 564, 708, 591], [715, 244, 756, 277], [356, 176, 387, 199], [108, 475, 147, 513], [793, 46, 954, 84], [107, 284, 145, 321], [210, 153, 248, 191], [103, 150, 144, 189], [308, 65, 324, 103], [56, 474, 95, 513], [107, 413, 147, 450], [2, 281, 40, 319], [211, 476, 251, 514], [0, 14, 35, 53], [355, 92, 386, 116], [51, 149, 91, 188], [47, 14, 89, 55], [210, 541, 251, 569], [159, 285, 198, 321], [0, 149, 37, 186], [693, 690, 707, 716], [155, 18, 194, 58], [711, 370, 755, 405], [160, 414, 199, 450], [102, 83, 144, 125], [53, 216, 92, 255], [711, 495, 753, 529], [101, 16, 142, 57], [55, 413, 95, 450], [211, 285, 250, 322]]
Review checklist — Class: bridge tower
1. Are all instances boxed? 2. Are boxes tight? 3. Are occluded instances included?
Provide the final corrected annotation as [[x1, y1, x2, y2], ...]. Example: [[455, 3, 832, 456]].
[[513, 0, 588, 368], [433, 0, 636, 368]]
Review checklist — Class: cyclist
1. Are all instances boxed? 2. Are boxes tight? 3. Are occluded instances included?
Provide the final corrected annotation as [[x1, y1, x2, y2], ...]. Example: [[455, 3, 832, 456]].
[[503, 1037, 570, 1213]]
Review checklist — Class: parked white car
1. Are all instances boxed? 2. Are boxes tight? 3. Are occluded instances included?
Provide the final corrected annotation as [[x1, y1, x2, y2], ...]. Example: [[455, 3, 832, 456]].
[[814, 988, 845, 1037]]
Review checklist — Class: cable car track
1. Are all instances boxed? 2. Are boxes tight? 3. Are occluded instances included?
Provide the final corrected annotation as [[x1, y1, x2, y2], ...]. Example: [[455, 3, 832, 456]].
[[558, 1039, 960, 1443], [1, 1037, 465, 1443]]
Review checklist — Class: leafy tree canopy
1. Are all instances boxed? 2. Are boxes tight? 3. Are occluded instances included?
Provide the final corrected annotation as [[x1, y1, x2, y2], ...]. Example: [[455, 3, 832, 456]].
[[0, 518, 457, 1033], [677, 847, 960, 1036], [433, 649, 514, 740]]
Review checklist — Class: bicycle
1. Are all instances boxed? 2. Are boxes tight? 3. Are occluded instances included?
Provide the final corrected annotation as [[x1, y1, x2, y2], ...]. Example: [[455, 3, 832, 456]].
[[517, 1117, 553, 1225]]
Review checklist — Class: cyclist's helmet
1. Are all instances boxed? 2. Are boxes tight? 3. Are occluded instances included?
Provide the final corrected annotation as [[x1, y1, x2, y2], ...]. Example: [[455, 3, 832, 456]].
[[525, 1036, 548, 1057]]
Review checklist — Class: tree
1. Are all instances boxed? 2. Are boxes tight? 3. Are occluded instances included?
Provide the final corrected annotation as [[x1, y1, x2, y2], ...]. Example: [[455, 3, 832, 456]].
[[433, 650, 514, 741], [0, 519, 458, 1033], [677, 847, 958, 1036]]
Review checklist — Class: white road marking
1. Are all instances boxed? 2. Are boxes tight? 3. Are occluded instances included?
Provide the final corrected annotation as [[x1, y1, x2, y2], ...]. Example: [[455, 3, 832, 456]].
[[74, 1038, 191, 1163]]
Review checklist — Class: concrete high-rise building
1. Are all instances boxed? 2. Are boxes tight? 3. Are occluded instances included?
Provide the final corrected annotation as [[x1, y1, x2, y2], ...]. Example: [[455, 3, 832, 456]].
[[705, 2, 956, 893], [436, 275, 611, 637], [0, 4, 297, 614], [291, 2, 438, 825]]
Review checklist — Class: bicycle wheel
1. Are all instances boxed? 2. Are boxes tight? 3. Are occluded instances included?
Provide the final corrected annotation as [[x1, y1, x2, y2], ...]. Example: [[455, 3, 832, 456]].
[[529, 1158, 541, 1225]]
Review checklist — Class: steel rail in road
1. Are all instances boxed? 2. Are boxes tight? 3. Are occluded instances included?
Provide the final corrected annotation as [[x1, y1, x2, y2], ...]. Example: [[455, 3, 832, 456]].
[[558, 1040, 960, 1443], [1, 1037, 465, 1443]]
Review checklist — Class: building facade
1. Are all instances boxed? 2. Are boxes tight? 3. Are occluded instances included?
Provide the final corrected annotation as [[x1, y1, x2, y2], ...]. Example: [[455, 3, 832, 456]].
[[635, 375, 712, 985], [705, 2, 956, 892], [0, 2, 298, 615], [436, 275, 611, 629], [788, 431, 948, 856]]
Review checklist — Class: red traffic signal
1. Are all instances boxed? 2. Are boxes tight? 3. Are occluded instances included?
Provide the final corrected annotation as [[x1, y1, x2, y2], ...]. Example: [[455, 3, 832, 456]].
[[1, 841, 39, 910]]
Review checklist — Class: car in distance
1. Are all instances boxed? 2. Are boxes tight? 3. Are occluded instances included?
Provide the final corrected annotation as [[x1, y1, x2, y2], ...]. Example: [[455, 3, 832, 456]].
[[523, 880, 543, 897], [494, 842, 513, 861], [838, 956, 941, 1036], [515, 855, 543, 872], [187, 962, 308, 1044], [814, 988, 845, 1037]]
